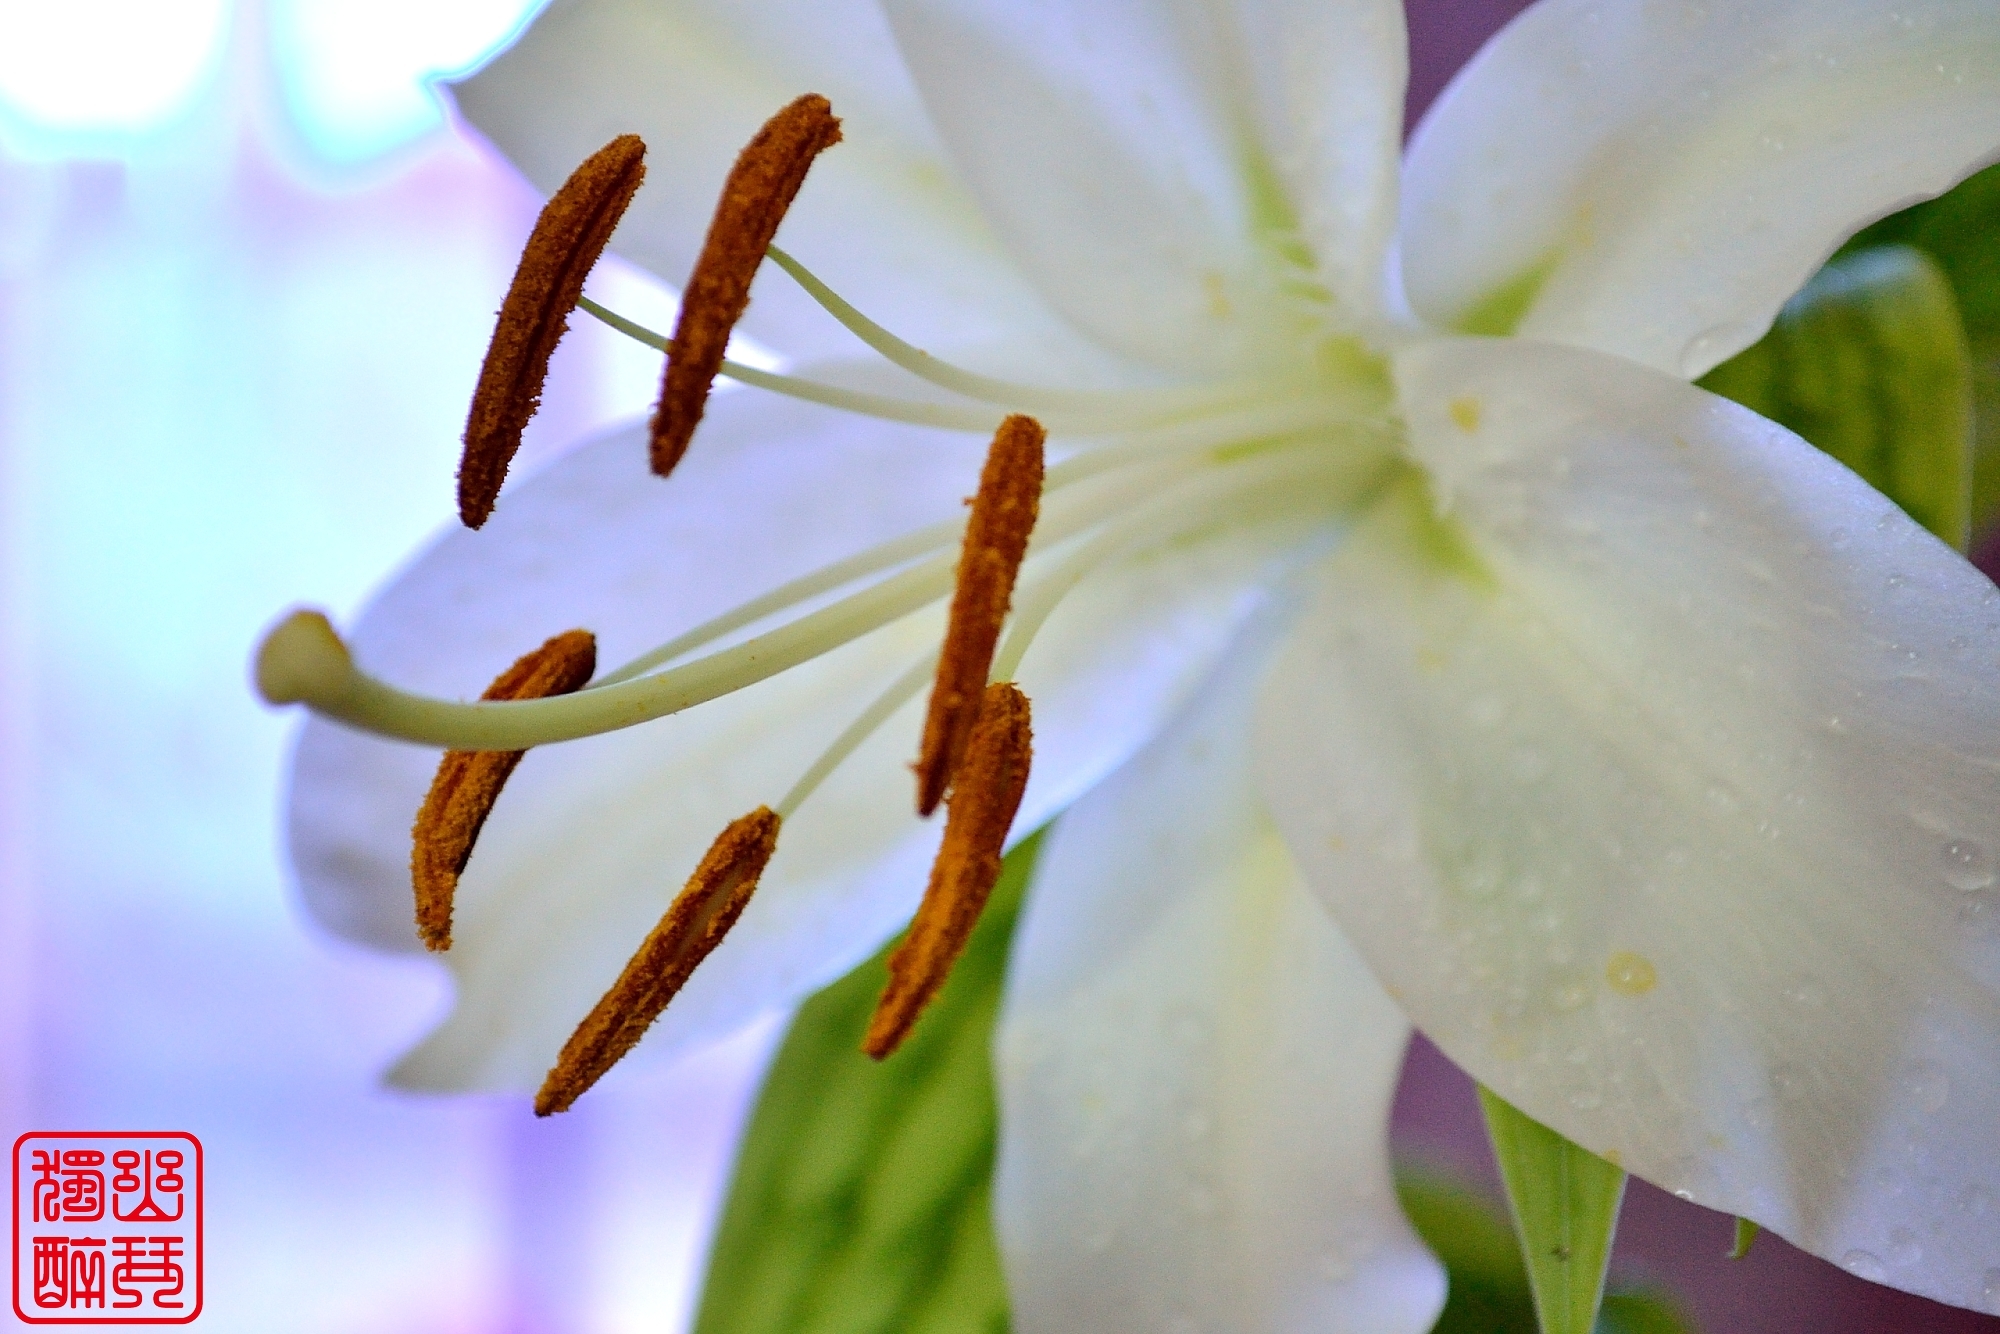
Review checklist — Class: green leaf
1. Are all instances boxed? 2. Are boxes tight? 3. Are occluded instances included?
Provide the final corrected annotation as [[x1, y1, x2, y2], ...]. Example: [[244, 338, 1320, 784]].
[[1843, 161, 2000, 342], [1700, 244, 1975, 551], [1728, 1216, 1759, 1261], [1398, 1168, 1695, 1334], [1478, 1087, 1629, 1334], [1839, 162, 2000, 544], [690, 831, 1044, 1334]]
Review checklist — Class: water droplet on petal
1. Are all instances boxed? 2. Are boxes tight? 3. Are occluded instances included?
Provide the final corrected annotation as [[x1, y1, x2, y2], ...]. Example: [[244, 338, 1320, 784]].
[[1606, 951, 1658, 996], [1939, 839, 1995, 891], [1842, 1249, 1887, 1282]]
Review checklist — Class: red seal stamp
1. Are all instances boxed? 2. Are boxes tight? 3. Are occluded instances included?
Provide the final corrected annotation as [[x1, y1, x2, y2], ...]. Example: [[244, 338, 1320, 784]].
[[12, 1133, 202, 1324]]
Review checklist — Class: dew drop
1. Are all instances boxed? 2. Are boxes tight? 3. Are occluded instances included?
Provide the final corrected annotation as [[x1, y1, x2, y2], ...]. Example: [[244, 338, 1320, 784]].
[[1939, 839, 1995, 891], [1605, 951, 1658, 996], [1842, 1249, 1887, 1282]]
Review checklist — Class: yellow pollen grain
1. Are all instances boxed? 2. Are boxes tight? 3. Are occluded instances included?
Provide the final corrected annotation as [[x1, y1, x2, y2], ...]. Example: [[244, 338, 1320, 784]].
[[1605, 950, 1658, 996], [1449, 396, 1482, 433]]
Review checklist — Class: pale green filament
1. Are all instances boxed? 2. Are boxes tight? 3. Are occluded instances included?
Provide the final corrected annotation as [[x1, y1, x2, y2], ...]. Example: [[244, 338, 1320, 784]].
[[579, 296, 1006, 432], [775, 650, 938, 820], [764, 243, 1283, 421]]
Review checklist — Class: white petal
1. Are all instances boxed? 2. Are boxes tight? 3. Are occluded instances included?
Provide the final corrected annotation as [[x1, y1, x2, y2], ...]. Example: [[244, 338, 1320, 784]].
[[288, 388, 1326, 1091], [451, 0, 1070, 363], [1401, 0, 2000, 377], [1257, 336, 2000, 1311], [288, 389, 982, 953], [880, 0, 1407, 374], [997, 609, 1443, 1334]]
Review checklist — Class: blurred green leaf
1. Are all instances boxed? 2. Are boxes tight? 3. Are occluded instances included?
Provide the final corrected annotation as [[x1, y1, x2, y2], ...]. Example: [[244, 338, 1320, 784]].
[[697, 828, 1701, 1334], [690, 831, 1043, 1334], [1400, 1170, 1695, 1334], [1479, 1088, 1629, 1334], [1729, 1216, 1760, 1261], [1843, 161, 2000, 341], [1700, 245, 1974, 550]]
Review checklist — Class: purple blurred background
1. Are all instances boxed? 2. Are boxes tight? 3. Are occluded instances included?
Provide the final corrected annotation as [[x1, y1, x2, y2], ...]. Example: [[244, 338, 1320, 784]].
[[2, 2, 1994, 1331]]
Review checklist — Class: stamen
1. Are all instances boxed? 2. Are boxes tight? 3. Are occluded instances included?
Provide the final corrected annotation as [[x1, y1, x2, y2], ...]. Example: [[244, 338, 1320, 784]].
[[255, 455, 1202, 750], [460, 135, 646, 529], [579, 296, 1007, 433], [913, 415, 1043, 816], [764, 242, 1277, 421], [775, 651, 937, 820], [535, 806, 781, 1115], [865, 683, 1031, 1059], [652, 94, 843, 477], [410, 630, 596, 951]]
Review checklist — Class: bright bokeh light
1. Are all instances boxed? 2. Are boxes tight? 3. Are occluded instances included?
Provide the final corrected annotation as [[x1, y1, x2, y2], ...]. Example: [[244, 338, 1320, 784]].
[[270, 0, 547, 163], [0, 0, 229, 152]]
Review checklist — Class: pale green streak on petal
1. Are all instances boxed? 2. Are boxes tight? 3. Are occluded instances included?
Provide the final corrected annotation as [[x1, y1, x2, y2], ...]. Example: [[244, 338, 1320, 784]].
[[1479, 1087, 1628, 1334], [1701, 245, 1974, 551], [1453, 257, 1556, 338], [690, 833, 1042, 1334], [1729, 1216, 1761, 1261]]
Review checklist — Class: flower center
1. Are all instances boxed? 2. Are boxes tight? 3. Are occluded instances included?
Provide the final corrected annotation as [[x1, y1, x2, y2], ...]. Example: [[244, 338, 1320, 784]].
[[256, 97, 1402, 1109]]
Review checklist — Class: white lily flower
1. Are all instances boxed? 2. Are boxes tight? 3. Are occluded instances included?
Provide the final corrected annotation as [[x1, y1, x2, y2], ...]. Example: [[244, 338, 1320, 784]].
[[269, 0, 2000, 1322]]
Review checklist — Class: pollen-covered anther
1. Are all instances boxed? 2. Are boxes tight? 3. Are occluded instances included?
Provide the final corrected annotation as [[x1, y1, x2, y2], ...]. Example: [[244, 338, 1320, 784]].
[[651, 94, 843, 477], [535, 806, 783, 1116], [913, 415, 1044, 816], [866, 683, 1032, 1059], [410, 629, 597, 952], [459, 134, 647, 529]]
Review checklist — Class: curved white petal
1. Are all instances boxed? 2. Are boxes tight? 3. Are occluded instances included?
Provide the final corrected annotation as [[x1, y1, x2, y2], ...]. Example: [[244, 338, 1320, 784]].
[[451, 0, 1073, 363], [289, 390, 983, 954], [880, 0, 1406, 375], [1257, 336, 2000, 1311], [1401, 0, 2000, 377], [288, 387, 1331, 1090], [998, 608, 1443, 1334]]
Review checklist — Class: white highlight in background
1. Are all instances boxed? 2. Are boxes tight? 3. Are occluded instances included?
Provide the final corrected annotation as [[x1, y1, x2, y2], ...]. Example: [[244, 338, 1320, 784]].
[[0, 0, 229, 151], [269, 0, 545, 162]]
